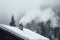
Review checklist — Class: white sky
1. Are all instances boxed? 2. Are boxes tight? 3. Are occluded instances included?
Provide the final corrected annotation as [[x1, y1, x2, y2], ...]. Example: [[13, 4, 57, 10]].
[[0, 0, 60, 25]]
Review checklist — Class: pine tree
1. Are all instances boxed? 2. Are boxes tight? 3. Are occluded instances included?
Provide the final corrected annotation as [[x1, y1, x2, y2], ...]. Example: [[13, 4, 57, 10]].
[[37, 22, 42, 34], [54, 27, 59, 38], [37, 22, 46, 36], [19, 23, 23, 30], [45, 20, 51, 37], [9, 15, 16, 26], [58, 32, 60, 40], [41, 22, 46, 36]]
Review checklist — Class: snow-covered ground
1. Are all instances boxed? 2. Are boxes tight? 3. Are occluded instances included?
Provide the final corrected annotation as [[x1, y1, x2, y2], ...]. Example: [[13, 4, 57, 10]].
[[0, 24, 50, 40]]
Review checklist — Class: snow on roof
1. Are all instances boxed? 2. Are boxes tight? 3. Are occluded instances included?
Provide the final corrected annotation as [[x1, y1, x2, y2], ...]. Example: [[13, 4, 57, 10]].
[[0, 24, 50, 40]]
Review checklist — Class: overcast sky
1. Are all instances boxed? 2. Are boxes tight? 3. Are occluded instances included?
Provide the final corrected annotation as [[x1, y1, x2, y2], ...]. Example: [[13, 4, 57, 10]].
[[0, 0, 60, 26]]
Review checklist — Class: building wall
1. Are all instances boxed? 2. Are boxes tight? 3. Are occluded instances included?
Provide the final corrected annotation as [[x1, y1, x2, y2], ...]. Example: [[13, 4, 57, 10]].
[[0, 28, 24, 40]]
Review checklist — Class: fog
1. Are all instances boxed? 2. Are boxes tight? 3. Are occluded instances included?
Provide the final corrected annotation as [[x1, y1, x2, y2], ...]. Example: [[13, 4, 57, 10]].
[[0, 0, 60, 26]]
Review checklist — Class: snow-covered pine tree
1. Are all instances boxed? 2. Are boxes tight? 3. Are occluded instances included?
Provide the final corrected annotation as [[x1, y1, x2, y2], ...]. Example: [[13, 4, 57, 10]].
[[38, 22, 46, 36], [45, 20, 51, 37], [9, 15, 16, 26], [19, 23, 23, 30]]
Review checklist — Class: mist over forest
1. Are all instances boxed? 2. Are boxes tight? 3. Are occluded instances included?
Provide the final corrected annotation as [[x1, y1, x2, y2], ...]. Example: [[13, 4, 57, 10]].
[[0, 0, 60, 26], [0, 0, 60, 40]]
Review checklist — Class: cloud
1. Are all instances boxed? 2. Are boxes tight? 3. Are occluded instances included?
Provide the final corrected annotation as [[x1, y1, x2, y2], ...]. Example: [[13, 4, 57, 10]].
[[51, 16, 59, 28], [19, 8, 56, 26], [37, 8, 55, 22], [19, 9, 42, 25]]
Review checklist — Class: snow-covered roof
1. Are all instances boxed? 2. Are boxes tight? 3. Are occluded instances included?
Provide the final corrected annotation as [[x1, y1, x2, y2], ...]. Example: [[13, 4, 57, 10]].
[[0, 24, 50, 40]]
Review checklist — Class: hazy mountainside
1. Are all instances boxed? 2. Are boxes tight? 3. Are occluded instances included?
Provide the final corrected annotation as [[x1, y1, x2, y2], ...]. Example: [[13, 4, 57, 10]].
[[19, 8, 59, 28], [25, 18, 60, 40], [19, 8, 60, 40]]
